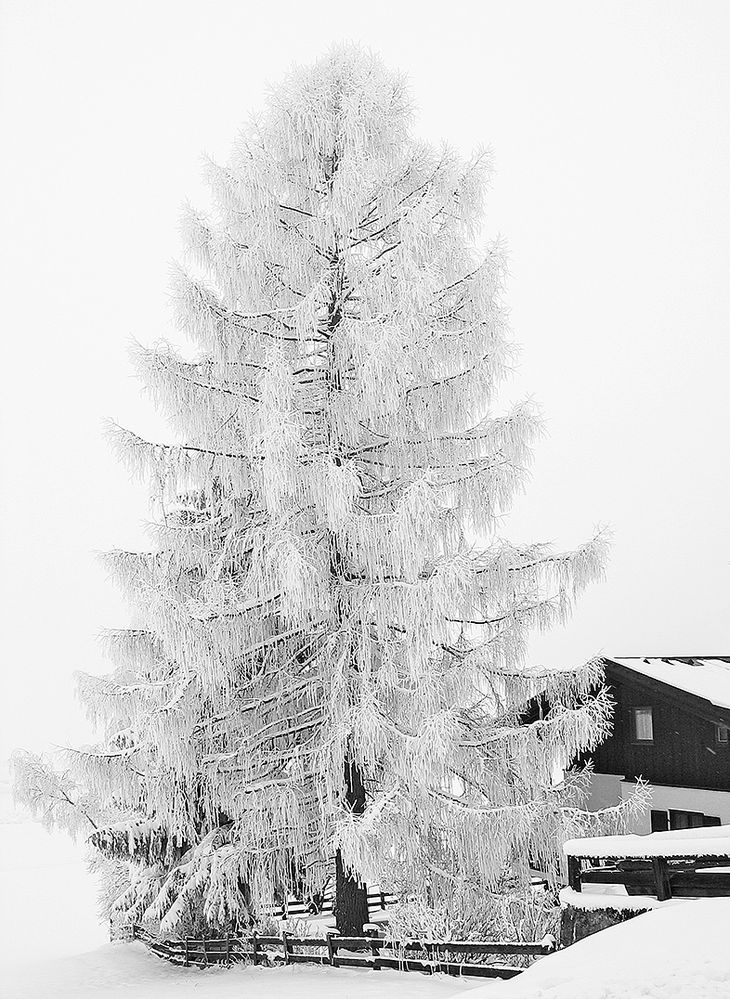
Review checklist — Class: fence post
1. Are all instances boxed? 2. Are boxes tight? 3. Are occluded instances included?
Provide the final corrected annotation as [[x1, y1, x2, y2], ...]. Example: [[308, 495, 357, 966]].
[[184, 937, 189, 968], [652, 857, 672, 901], [225, 932, 230, 966], [380, 890, 386, 910], [327, 931, 337, 968], [251, 931, 258, 967], [369, 931, 380, 969], [567, 855, 581, 891], [282, 930, 290, 965]]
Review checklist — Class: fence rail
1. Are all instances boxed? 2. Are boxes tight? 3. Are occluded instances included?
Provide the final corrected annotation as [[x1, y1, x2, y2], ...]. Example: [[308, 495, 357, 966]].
[[567, 852, 730, 901], [131, 924, 555, 979], [270, 888, 398, 919]]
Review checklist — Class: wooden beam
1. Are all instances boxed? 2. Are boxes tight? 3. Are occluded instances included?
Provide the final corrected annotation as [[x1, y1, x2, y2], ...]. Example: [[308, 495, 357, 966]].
[[567, 855, 582, 891], [327, 931, 337, 968], [652, 857, 672, 900]]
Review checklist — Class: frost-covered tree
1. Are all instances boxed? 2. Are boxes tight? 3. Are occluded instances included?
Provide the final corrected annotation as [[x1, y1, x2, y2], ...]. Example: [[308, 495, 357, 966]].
[[15, 47, 639, 939]]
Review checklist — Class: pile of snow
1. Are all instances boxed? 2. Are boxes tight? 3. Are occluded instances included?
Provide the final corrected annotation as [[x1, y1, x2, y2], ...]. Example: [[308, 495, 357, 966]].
[[464, 897, 730, 999], [563, 824, 730, 858]]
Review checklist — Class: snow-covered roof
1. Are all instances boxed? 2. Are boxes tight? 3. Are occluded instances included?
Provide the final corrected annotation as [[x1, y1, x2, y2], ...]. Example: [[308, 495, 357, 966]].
[[606, 657, 730, 712], [564, 824, 730, 859]]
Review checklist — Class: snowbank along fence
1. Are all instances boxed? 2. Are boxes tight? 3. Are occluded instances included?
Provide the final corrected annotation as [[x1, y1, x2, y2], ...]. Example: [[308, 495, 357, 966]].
[[129, 924, 556, 979]]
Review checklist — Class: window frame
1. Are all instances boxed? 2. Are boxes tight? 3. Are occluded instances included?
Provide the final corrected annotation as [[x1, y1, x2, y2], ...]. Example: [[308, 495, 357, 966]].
[[716, 723, 729, 746], [630, 705, 654, 744]]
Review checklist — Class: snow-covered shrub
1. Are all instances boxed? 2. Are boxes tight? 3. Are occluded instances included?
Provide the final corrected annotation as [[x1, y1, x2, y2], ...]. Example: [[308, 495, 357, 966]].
[[386, 880, 558, 946]]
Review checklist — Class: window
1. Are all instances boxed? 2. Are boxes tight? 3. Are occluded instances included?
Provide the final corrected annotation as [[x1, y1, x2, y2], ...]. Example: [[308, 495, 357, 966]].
[[716, 724, 729, 745], [669, 810, 704, 830], [650, 809, 669, 832], [669, 810, 721, 830], [631, 706, 654, 743], [652, 809, 721, 830]]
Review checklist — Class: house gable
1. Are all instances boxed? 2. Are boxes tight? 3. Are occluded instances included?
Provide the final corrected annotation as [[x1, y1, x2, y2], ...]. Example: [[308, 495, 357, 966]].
[[591, 658, 730, 793]]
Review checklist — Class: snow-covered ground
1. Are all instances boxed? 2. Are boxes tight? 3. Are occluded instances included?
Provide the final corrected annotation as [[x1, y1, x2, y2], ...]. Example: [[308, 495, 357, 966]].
[[3, 943, 484, 999], [468, 895, 730, 999], [4, 773, 730, 999], [0, 778, 482, 998]]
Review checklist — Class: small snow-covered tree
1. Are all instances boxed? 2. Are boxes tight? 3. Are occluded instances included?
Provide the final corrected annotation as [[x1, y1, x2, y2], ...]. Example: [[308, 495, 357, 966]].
[[15, 47, 639, 938]]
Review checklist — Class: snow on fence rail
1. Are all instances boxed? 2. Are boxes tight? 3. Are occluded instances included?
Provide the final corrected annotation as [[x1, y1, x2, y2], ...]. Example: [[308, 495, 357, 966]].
[[130, 924, 556, 979], [563, 826, 730, 860]]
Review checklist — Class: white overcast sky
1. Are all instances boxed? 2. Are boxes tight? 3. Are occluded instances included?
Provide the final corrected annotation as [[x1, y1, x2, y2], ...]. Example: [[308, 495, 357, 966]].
[[1, 0, 728, 760]]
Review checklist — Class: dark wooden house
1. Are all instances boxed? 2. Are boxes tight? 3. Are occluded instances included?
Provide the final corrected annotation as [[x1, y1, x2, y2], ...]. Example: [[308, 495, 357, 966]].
[[586, 657, 730, 832]]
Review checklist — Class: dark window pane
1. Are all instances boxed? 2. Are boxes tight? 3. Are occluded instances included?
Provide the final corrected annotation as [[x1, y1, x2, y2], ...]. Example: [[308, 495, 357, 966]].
[[651, 810, 669, 832], [670, 811, 690, 830], [669, 810, 705, 830], [703, 815, 722, 827]]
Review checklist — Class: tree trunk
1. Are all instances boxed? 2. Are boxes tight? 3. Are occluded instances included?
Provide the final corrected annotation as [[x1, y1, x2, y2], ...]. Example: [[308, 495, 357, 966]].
[[334, 849, 369, 935], [323, 142, 369, 936], [334, 753, 369, 935]]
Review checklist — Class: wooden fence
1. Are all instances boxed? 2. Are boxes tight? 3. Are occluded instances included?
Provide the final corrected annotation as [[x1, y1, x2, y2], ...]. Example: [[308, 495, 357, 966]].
[[131, 924, 555, 979], [272, 887, 397, 919], [567, 852, 730, 901]]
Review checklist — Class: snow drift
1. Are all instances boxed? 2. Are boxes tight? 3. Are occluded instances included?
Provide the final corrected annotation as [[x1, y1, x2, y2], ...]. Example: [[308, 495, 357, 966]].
[[464, 897, 730, 999]]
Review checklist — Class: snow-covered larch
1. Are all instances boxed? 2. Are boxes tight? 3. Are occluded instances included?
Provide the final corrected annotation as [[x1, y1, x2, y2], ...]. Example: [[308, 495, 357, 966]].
[[13, 46, 639, 940]]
